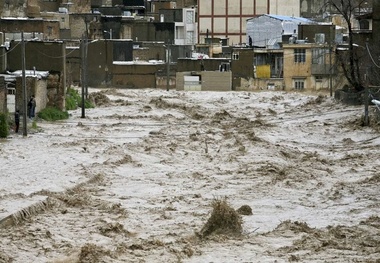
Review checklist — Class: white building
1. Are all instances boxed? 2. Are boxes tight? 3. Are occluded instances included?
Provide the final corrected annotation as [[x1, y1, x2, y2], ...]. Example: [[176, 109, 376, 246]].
[[198, 0, 300, 45], [174, 8, 197, 46]]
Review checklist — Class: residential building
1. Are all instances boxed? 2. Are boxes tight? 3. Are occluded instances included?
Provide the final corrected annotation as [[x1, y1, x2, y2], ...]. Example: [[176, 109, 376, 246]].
[[282, 41, 340, 91], [159, 8, 197, 46], [198, 0, 300, 45]]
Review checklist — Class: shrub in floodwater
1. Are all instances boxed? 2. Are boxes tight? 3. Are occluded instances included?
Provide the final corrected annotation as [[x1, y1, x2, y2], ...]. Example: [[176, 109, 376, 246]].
[[199, 198, 242, 238], [37, 107, 69, 121], [66, 87, 94, 110]]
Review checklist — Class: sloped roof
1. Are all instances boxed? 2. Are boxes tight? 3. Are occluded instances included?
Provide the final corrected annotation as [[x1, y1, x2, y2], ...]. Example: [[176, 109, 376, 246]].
[[267, 14, 312, 23], [248, 14, 313, 24]]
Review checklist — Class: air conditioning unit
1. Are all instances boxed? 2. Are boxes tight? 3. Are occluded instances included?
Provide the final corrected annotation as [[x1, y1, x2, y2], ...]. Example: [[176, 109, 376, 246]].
[[58, 7, 68, 13], [289, 36, 296, 44], [315, 33, 325, 44]]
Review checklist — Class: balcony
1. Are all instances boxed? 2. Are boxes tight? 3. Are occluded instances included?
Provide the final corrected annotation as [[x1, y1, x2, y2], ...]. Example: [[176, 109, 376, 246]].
[[311, 64, 335, 75]]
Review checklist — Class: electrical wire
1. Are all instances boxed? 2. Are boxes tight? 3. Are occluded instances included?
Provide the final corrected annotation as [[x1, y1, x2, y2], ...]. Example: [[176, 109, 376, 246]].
[[0, 41, 22, 58], [365, 41, 380, 69]]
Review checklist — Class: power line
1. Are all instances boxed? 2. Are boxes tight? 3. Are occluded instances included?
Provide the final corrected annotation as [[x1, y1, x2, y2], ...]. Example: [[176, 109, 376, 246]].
[[365, 41, 380, 69]]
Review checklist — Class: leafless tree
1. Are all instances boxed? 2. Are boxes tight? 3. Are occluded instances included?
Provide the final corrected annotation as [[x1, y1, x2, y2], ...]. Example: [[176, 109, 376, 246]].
[[325, 0, 370, 92]]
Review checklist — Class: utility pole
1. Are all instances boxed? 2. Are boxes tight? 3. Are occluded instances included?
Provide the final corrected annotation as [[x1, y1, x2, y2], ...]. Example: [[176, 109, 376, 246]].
[[21, 32, 27, 136], [166, 41, 171, 91], [364, 71, 369, 126], [329, 24, 333, 97], [80, 34, 86, 118], [84, 18, 89, 98]]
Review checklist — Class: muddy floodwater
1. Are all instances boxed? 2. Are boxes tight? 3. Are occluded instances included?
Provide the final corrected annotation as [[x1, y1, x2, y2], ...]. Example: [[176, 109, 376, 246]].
[[0, 88, 379, 263]]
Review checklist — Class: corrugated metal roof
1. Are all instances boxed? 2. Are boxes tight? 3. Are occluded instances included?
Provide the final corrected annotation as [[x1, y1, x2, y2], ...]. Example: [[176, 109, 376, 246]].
[[269, 14, 313, 23], [247, 14, 313, 24]]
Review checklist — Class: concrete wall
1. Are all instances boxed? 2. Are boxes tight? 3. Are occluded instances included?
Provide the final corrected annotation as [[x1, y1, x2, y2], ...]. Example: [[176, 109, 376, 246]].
[[66, 47, 81, 86], [133, 42, 166, 61], [176, 71, 232, 91], [159, 9, 183, 23], [298, 24, 335, 43], [155, 73, 176, 90], [85, 40, 134, 87], [112, 63, 168, 89], [202, 71, 232, 91], [8, 41, 65, 72], [235, 77, 284, 91], [132, 20, 175, 42], [0, 19, 60, 40], [231, 49, 254, 79], [41, 12, 70, 30]]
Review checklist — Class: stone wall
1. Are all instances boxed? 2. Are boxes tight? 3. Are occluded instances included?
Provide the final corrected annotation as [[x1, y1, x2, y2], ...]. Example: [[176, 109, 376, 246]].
[[47, 73, 65, 110]]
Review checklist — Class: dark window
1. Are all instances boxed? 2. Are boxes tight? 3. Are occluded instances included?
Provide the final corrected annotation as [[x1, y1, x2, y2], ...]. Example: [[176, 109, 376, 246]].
[[359, 20, 369, 30], [294, 48, 306, 63], [294, 79, 305, 90]]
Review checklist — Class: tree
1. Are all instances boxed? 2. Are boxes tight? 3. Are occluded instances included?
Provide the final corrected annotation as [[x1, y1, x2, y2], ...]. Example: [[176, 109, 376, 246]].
[[325, 0, 370, 92], [0, 113, 9, 138]]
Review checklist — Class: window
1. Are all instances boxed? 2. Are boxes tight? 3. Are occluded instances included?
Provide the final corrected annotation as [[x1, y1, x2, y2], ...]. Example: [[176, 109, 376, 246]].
[[315, 76, 323, 82], [186, 31, 194, 44], [186, 10, 194, 24], [232, 52, 239, 60], [294, 48, 306, 63], [294, 79, 305, 90], [7, 88, 15, 95], [359, 20, 369, 30], [312, 48, 328, 64]]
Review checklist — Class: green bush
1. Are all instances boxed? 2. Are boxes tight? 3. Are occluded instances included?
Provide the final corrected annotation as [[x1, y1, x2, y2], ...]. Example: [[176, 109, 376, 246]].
[[66, 87, 94, 110], [0, 113, 9, 138], [66, 87, 80, 110], [37, 107, 69, 121]]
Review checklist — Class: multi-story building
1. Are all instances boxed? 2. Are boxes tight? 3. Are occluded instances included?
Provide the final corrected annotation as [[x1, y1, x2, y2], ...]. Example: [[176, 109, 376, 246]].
[[159, 8, 197, 45], [282, 42, 336, 91], [198, 0, 300, 45]]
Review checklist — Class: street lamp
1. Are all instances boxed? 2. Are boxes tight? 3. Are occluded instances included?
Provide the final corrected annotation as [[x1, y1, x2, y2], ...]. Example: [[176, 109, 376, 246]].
[[104, 29, 112, 39]]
